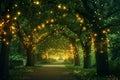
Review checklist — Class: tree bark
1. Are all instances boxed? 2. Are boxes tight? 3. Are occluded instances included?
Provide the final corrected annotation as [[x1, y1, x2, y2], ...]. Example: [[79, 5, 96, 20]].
[[72, 40, 80, 66], [26, 46, 35, 66], [0, 42, 9, 80], [94, 34, 109, 75], [83, 42, 91, 68]]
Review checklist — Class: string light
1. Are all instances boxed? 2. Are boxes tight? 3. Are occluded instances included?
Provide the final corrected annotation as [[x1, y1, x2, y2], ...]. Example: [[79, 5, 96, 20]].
[[6, 42, 9, 45], [94, 33, 97, 37], [34, 1, 40, 5], [50, 10, 53, 14], [14, 4, 18, 7], [14, 17, 17, 20], [102, 30, 107, 34], [34, 28, 37, 31], [46, 20, 49, 24], [3, 38, 6, 42], [63, 6, 67, 10], [50, 19, 54, 23], [17, 11, 21, 15], [37, 25, 41, 29], [82, 26, 87, 31], [58, 4, 62, 9], [107, 29, 110, 32], [41, 23, 45, 28], [6, 14, 10, 19], [3, 32, 7, 35], [80, 19, 84, 23]]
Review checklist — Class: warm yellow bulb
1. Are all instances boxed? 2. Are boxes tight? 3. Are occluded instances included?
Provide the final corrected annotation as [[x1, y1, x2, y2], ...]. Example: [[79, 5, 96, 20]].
[[34, 28, 37, 31], [17, 11, 21, 15], [14, 4, 18, 7], [11, 26, 15, 30], [3, 38, 6, 42], [6, 42, 9, 45], [82, 26, 87, 31], [41, 23, 45, 28], [63, 6, 67, 10], [0, 22, 4, 27], [3, 32, 7, 35], [58, 4, 62, 9], [34, 1, 40, 5], [6, 14, 10, 19], [37, 26, 41, 29], [46, 20, 49, 24], [107, 29, 110, 32], [94, 33, 97, 37], [12, 31, 15, 34], [75, 14, 79, 18], [80, 19, 84, 23], [50, 19, 54, 23], [50, 10, 53, 14], [102, 30, 106, 34], [14, 17, 17, 20]]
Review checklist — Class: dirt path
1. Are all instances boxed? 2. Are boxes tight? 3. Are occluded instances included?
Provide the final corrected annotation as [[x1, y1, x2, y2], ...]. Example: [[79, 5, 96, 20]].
[[20, 64, 77, 80]]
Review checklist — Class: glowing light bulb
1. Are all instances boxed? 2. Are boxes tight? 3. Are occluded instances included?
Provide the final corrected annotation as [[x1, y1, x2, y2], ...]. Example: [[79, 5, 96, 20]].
[[34, 28, 37, 31], [82, 26, 87, 31], [17, 11, 21, 15], [107, 29, 110, 32], [37, 26, 41, 29], [6, 14, 10, 19], [3, 32, 7, 35], [3, 38, 6, 42], [34, 1, 40, 5], [80, 19, 84, 23], [102, 30, 106, 34], [41, 23, 45, 28], [58, 4, 62, 9], [50, 19, 54, 23], [50, 10, 53, 14], [6, 42, 9, 45], [94, 33, 97, 37], [63, 6, 67, 10], [14, 4, 18, 7], [46, 20, 49, 24], [14, 17, 17, 20]]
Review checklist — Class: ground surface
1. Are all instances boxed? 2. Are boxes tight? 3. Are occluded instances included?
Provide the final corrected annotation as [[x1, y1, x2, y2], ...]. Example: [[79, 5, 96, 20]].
[[20, 63, 77, 80]]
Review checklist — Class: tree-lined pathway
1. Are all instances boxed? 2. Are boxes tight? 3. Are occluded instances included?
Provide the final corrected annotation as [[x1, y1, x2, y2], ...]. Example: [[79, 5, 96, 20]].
[[20, 64, 76, 80]]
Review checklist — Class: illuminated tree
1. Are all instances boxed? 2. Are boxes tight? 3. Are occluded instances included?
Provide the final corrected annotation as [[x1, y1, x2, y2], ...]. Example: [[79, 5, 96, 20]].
[[0, 0, 17, 79], [75, 0, 120, 75]]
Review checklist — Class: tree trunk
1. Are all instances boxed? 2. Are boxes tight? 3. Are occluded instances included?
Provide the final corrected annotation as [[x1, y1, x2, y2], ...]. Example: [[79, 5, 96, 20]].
[[73, 41, 80, 66], [94, 34, 109, 75], [26, 47, 35, 66], [83, 42, 91, 68], [74, 53, 80, 66], [0, 42, 9, 80]]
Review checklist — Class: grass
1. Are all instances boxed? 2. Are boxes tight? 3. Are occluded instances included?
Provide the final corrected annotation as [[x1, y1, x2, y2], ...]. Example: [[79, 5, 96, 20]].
[[65, 63, 119, 80], [10, 66, 36, 80], [9, 62, 44, 80]]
